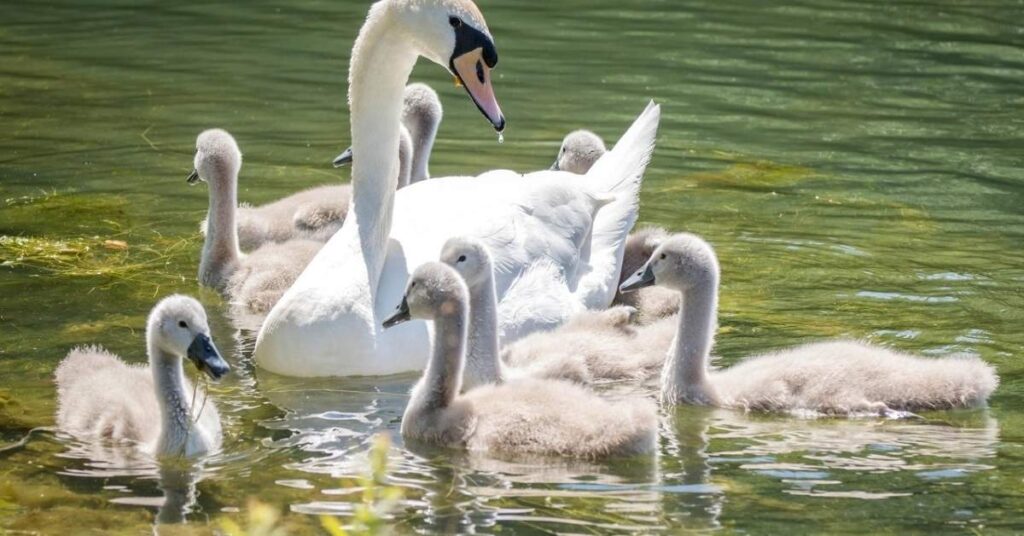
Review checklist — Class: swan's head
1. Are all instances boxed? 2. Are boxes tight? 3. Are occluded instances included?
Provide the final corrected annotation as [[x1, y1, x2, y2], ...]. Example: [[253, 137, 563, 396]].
[[552, 130, 607, 174], [333, 125, 413, 170], [334, 83, 439, 169], [402, 82, 444, 131], [383, 262, 468, 329], [440, 236, 492, 289], [188, 129, 242, 186], [148, 295, 230, 381], [620, 233, 719, 294], [388, 0, 504, 131]]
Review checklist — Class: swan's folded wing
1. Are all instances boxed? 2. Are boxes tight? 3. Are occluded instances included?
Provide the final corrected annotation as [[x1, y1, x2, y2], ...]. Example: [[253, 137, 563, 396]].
[[496, 260, 583, 342]]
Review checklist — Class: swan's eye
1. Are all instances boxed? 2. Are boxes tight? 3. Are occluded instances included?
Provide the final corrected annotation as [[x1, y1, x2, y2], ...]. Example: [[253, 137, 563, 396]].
[[178, 320, 188, 329], [660, 253, 667, 260], [449, 16, 463, 28], [457, 255, 467, 263], [410, 282, 416, 289]]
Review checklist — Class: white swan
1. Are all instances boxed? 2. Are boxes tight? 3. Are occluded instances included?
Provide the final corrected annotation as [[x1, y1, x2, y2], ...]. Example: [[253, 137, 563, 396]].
[[439, 237, 590, 390], [191, 129, 323, 317], [200, 84, 441, 250], [551, 129, 607, 174], [255, 0, 660, 377], [55, 295, 229, 458], [619, 233, 1000, 413], [383, 262, 657, 458]]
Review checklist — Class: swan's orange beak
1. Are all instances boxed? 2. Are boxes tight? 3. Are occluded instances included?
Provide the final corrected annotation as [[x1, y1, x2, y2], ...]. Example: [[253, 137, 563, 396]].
[[452, 48, 505, 132]]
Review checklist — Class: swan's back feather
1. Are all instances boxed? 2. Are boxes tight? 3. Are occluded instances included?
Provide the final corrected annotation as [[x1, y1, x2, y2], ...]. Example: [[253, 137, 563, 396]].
[[462, 379, 657, 459], [713, 340, 999, 413], [503, 307, 671, 382], [227, 238, 323, 318], [201, 185, 351, 250], [56, 347, 160, 445]]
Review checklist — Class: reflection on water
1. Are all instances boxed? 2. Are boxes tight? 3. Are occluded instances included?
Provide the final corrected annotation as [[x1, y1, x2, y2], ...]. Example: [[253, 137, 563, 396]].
[[2, 0, 1023, 532]]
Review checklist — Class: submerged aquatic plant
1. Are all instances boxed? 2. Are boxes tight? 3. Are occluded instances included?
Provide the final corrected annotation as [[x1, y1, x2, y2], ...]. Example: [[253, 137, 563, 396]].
[[218, 434, 403, 536], [321, 434, 404, 536]]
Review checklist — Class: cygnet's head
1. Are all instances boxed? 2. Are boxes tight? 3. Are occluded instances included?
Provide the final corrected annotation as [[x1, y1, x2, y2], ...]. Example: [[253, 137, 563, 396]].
[[552, 130, 606, 174], [187, 129, 242, 186], [386, 0, 503, 131], [439, 236, 493, 289], [382, 262, 468, 329], [402, 83, 444, 130], [332, 125, 413, 171], [148, 295, 230, 381], [620, 226, 670, 282], [620, 233, 719, 294]]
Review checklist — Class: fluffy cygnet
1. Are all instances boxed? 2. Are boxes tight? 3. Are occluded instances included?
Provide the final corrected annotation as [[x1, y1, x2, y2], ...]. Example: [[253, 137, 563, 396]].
[[620, 233, 1000, 414], [190, 129, 322, 317], [384, 262, 657, 459], [55, 295, 229, 458]]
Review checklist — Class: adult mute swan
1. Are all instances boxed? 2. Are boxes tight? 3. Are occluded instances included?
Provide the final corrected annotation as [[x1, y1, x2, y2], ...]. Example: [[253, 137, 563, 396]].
[[255, 0, 660, 377], [620, 233, 999, 414], [55, 295, 229, 458], [201, 84, 441, 250], [384, 262, 657, 458]]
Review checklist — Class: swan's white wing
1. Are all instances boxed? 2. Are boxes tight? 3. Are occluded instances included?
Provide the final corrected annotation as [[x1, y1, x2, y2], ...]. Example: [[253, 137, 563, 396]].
[[382, 173, 603, 334], [496, 259, 584, 342]]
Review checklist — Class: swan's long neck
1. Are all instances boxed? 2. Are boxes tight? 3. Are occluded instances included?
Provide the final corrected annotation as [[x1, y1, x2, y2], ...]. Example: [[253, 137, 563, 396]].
[[663, 280, 719, 405], [422, 303, 468, 409], [464, 275, 503, 391], [199, 172, 241, 290], [407, 110, 438, 183], [346, 5, 419, 291], [148, 336, 193, 455]]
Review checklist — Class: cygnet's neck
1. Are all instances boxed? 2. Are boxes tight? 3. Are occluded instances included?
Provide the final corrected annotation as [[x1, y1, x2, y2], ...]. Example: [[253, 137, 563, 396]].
[[147, 333, 195, 455], [346, 5, 419, 288], [463, 274, 504, 391], [663, 280, 719, 405], [405, 109, 439, 184], [396, 126, 414, 189], [422, 299, 469, 409], [200, 170, 242, 290]]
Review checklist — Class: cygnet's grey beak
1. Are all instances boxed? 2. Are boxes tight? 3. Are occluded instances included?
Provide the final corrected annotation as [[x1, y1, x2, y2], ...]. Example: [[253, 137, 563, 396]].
[[549, 158, 560, 171], [332, 147, 354, 168], [186, 169, 200, 185], [382, 297, 412, 329], [186, 333, 230, 381], [620, 263, 656, 293]]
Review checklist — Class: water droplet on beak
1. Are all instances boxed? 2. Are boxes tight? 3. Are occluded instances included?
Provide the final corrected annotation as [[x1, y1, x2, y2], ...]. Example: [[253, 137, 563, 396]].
[[497, 132, 504, 144]]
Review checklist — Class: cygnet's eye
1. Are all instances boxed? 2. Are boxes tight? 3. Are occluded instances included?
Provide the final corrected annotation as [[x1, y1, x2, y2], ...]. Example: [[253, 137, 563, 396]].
[[457, 255, 467, 263], [660, 253, 667, 260], [410, 282, 417, 289], [178, 320, 188, 329], [449, 16, 463, 28]]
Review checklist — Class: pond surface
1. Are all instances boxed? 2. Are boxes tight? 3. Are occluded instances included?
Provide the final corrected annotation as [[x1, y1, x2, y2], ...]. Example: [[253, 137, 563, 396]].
[[2, 0, 1024, 533]]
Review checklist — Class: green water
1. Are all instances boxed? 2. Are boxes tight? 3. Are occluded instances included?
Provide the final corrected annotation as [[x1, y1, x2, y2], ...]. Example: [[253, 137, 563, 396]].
[[2, 0, 1024, 533]]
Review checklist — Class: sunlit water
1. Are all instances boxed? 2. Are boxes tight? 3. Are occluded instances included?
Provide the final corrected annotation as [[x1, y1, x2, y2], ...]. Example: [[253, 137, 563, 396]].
[[2, 0, 1023, 533]]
